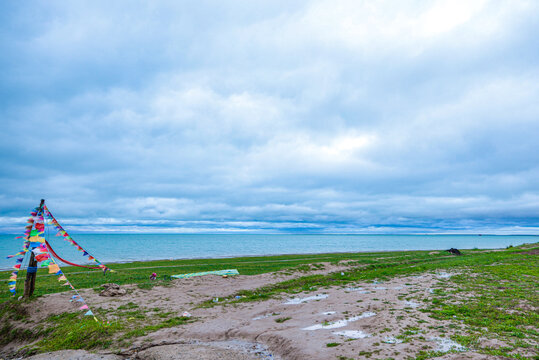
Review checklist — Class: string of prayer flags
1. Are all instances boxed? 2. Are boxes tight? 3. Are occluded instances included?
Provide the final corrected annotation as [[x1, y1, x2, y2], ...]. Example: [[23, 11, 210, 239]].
[[48, 264, 60, 274], [7, 202, 102, 322], [6, 207, 41, 294], [6, 250, 27, 259], [40, 259, 52, 267], [44, 205, 112, 273], [48, 259, 97, 319]]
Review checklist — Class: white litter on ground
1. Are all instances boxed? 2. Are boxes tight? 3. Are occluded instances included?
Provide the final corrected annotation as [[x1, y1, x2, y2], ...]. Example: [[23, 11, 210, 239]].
[[332, 330, 370, 339], [344, 287, 364, 292], [436, 272, 455, 279], [404, 300, 420, 308], [302, 320, 347, 330], [302, 312, 376, 330], [430, 337, 466, 352], [350, 312, 376, 320], [428, 288, 435, 293], [393, 286, 403, 290], [383, 336, 403, 344], [321, 311, 336, 315], [284, 294, 328, 304], [374, 286, 387, 290]]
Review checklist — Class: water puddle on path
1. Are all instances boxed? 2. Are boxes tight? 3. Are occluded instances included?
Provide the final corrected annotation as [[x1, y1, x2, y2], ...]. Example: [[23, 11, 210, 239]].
[[284, 294, 328, 304], [302, 312, 376, 330]]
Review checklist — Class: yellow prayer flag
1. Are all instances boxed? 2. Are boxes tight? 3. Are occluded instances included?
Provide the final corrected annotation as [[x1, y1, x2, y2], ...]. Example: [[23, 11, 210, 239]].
[[58, 275, 67, 281], [29, 236, 45, 243], [48, 264, 60, 274]]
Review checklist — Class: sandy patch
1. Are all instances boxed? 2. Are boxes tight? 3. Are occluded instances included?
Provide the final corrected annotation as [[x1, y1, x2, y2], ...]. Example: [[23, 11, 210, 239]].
[[114, 272, 465, 359], [25, 350, 122, 360], [2, 265, 522, 360], [133, 340, 275, 360]]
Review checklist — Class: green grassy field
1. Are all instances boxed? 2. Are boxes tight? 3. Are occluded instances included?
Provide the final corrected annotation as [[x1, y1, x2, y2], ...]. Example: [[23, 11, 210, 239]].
[[0, 249, 469, 301], [1, 243, 538, 359]]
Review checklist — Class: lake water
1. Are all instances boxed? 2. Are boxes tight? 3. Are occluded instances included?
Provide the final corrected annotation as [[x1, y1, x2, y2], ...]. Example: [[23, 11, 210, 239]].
[[1, 233, 536, 270]]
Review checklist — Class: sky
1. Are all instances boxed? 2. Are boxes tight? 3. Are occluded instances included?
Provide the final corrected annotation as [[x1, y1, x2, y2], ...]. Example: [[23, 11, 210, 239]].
[[1, 0, 538, 234]]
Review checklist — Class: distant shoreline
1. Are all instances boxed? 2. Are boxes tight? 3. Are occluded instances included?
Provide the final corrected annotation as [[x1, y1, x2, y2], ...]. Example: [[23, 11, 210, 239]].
[[1, 243, 535, 274], [2, 233, 535, 271]]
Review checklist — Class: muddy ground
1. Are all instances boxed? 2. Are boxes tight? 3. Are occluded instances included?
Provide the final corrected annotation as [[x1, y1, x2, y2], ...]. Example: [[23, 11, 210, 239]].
[[4, 263, 514, 359]]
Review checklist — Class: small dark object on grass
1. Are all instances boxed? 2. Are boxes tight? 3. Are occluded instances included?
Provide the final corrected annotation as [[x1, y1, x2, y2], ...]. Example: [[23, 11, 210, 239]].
[[446, 248, 462, 256], [275, 317, 291, 323], [100, 283, 127, 297]]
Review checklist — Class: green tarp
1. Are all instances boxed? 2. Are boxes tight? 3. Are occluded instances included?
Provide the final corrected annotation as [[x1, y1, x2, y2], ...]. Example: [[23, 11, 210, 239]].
[[171, 269, 239, 279]]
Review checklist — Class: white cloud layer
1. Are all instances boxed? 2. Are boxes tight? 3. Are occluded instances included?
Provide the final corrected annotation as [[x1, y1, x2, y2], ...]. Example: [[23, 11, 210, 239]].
[[1, 0, 538, 233]]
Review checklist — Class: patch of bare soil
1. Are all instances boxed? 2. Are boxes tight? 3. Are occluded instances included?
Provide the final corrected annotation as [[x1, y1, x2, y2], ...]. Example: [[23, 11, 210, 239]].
[[19, 262, 350, 323], [120, 272, 467, 360], [519, 249, 539, 255], [133, 340, 275, 360], [25, 350, 123, 360], [3, 265, 516, 359]]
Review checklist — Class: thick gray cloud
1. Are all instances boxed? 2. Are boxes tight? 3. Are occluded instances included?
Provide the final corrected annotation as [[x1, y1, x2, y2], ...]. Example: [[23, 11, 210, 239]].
[[1, 0, 538, 233]]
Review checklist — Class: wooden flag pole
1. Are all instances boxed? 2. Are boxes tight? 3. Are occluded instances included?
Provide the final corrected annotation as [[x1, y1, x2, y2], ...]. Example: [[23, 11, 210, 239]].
[[23, 199, 45, 298]]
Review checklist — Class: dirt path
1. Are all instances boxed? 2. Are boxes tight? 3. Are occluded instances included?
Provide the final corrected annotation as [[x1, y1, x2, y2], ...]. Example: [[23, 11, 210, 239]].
[[5, 265, 505, 359], [121, 272, 466, 360]]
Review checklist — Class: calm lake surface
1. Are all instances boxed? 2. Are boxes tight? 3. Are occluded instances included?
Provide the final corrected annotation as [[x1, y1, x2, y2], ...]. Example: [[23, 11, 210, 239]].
[[1, 234, 536, 270]]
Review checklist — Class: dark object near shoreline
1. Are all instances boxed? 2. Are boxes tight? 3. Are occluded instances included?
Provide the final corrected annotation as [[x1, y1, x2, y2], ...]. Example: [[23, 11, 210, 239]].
[[446, 248, 462, 256]]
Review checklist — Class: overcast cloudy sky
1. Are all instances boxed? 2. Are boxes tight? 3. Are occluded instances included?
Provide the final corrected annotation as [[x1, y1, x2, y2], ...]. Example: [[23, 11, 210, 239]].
[[1, 0, 538, 234]]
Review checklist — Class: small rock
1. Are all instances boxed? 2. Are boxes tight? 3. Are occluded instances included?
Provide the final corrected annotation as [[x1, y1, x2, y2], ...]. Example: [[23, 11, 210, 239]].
[[99, 283, 127, 297]]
